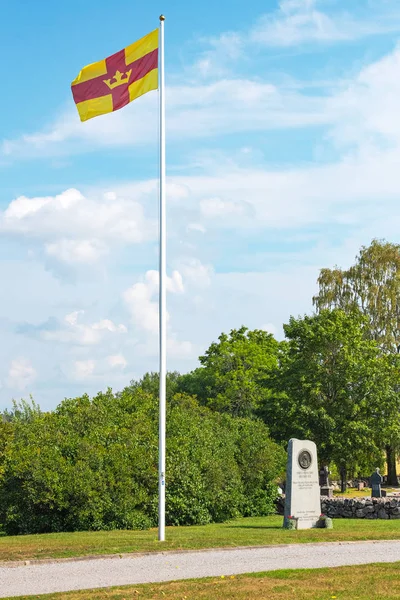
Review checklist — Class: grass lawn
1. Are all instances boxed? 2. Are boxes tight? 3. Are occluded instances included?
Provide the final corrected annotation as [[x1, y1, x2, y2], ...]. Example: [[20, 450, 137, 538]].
[[1, 515, 400, 563], [333, 488, 399, 498], [5, 563, 400, 600]]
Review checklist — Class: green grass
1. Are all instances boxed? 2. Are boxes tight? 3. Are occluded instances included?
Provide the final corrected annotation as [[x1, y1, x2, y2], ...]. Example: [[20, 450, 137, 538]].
[[5, 562, 400, 599], [333, 488, 399, 498], [1, 515, 400, 563]]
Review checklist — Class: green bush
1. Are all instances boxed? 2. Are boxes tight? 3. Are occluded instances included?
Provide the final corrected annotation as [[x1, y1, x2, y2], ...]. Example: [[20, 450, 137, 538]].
[[0, 388, 285, 535]]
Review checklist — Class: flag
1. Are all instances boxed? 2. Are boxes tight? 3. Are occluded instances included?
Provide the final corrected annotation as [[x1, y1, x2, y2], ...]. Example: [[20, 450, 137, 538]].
[[71, 29, 158, 122]]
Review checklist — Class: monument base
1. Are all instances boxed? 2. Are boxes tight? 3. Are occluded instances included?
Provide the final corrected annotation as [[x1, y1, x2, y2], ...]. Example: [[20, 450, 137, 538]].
[[320, 486, 334, 498], [296, 516, 319, 529], [283, 515, 319, 529]]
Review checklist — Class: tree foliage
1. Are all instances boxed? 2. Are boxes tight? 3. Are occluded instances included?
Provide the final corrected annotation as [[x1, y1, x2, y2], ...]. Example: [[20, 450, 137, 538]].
[[0, 420, 13, 486], [314, 239, 400, 353], [0, 390, 285, 535], [313, 239, 400, 482], [125, 371, 181, 402], [178, 326, 280, 417], [265, 309, 396, 474]]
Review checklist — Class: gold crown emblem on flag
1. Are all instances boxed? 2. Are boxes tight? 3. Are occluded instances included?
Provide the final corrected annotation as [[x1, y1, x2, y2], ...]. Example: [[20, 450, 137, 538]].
[[103, 69, 133, 90]]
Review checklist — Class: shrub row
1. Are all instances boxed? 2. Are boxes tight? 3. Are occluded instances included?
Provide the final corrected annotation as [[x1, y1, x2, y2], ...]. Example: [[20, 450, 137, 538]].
[[0, 389, 285, 534]]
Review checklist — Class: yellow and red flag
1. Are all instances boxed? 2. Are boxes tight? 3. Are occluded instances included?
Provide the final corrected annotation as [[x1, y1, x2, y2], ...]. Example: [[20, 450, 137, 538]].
[[71, 29, 158, 122]]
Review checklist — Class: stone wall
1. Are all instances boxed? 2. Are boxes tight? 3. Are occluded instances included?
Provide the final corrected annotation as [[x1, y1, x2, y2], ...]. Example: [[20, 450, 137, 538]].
[[321, 497, 400, 519], [275, 495, 400, 518]]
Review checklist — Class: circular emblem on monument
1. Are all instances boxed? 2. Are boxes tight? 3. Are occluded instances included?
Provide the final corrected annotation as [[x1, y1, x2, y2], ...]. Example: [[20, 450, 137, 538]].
[[298, 449, 312, 470]]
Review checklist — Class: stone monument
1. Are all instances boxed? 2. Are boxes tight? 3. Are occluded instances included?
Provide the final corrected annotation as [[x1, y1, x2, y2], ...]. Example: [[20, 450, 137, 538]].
[[319, 465, 333, 498], [370, 467, 383, 498], [284, 438, 321, 529]]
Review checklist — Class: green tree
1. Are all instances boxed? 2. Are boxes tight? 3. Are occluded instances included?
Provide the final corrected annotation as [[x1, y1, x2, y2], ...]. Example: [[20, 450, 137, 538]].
[[179, 326, 280, 417], [125, 371, 181, 402], [2, 398, 42, 423], [0, 390, 285, 534], [0, 420, 13, 488], [265, 309, 393, 476], [313, 239, 400, 483]]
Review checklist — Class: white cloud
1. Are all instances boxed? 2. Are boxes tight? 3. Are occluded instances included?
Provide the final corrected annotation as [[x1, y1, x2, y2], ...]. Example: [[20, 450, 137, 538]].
[[177, 258, 213, 289], [193, 31, 244, 78], [122, 269, 195, 361], [72, 359, 96, 380], [6, 358, 36, 390], [0, 79, 332, 161], [1, 188, 155, 243], [187, 223, 206, 234], [251, 0, 346, 46], [191, 0, 400, 80], [45, 239, 109, 264], [41, 311, 127, 346], [0, 96, 158, 158], [123, 270, 184, 334], [251, 0, 400, 47], [123, 272, 159, 335], [167, 338, 195, 359], [200, 197, 249, 218], [166, 79, 330, 137], [4, 188, 82, 222], [133, 336, 197, 361], [67, 354, 128, 382], [0, 188, 156, 267], [107, 354, 128, 370], [167, 271, 185, 294], [91, 320, 127, 333], [328, 45, 400, 149], [160, 159, 398, 236], [261, 323, 278, 336]]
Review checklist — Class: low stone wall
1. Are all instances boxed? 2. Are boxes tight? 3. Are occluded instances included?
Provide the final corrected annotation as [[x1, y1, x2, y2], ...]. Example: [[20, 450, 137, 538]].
[[275, 495, 400, 519], [321, 497, 400, 519]]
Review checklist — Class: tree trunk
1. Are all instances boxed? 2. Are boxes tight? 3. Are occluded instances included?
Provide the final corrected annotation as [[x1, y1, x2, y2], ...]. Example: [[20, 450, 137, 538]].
[[340, 466, 347, 493], [386, 445, 398, 486]]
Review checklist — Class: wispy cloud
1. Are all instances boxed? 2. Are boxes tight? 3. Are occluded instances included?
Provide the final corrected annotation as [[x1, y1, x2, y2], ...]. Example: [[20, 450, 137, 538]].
[[18, 311, 127, 346], [252, 0, 350, 46], [6, 358, 36, 391], [0, 79, 333, 161], [192, 32, 245, 78], [327, 43, 400, 149], [252, 0, 400, 47], [190, 0, 400, 78], [65, 354, 128, 382]]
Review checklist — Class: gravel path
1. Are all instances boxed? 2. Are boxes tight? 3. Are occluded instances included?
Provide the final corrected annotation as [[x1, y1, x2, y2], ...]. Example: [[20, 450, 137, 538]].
[[1, 540, 400, 598]]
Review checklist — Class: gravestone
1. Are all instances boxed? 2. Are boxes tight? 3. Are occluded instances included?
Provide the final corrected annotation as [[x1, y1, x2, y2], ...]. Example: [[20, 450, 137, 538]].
[[284, 438, 321, 529], [319, 465, 333, 498], [370, 468, 383, 498]]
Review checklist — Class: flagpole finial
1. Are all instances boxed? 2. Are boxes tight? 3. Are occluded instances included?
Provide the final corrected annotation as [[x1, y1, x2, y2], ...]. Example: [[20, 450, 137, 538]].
[[159, 14, 166, 21]]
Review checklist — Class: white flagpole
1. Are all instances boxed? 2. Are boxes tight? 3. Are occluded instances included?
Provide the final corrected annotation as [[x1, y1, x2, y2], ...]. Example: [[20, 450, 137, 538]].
[[158, 14, 166, 542]]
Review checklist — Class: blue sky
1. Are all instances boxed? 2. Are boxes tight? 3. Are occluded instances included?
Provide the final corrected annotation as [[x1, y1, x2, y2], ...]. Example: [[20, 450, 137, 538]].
[[2, 0, 400, 410]]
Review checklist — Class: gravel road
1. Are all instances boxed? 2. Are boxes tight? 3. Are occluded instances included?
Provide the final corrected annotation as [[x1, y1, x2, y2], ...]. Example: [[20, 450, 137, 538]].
[[1, 540, 400, 598]]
